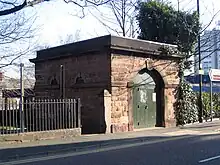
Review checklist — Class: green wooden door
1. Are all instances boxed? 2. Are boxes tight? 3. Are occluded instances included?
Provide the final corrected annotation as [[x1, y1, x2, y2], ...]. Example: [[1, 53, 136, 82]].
[[133, 72, 156, 129]]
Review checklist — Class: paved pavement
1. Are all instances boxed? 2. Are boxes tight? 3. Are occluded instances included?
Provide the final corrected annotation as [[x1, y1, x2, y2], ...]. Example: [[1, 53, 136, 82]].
[[0, 119, 220, 164]]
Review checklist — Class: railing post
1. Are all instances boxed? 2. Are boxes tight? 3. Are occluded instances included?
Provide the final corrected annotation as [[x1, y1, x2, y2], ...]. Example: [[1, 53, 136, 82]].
[[73, 99, 76, 128], [50, 99, 53, 130], [35, 99, 38, 131], [25, 99, 29, 132], [46, 99, 48, 131], [56, 99, 59, 130], [65, 99, 68, 129], [77, 98, 81, 128], [70, 99, 74, 128], [52, 99, 55, 130], [37, 99, 42, 131], [12, 100, 15, 133], [5, 99, 8, 134], [62, 99, 65, 129], [32, 98, 35, 131], [30, 98, 33, 132], [8, 100, 11, 134], [15, 100, 18, 133], [1, 99, 4, 135], [42, 99, 45, 131]]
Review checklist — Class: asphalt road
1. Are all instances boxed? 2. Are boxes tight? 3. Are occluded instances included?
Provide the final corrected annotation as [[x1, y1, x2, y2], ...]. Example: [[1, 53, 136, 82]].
[[4, 133, 220, 165]]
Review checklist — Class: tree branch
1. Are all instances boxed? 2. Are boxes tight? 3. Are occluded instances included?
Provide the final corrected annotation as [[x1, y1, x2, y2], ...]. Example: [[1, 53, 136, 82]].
[[0, 0, 27, 16]]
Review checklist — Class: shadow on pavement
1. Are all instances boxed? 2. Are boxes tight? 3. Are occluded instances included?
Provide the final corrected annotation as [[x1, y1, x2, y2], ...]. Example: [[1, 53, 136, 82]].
[[0, 135, 191, 163], [0, 133, 220, 163]]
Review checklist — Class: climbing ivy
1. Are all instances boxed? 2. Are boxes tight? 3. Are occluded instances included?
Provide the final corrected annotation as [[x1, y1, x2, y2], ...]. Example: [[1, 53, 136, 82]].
[[173, 60, 198, 125], [136, 1, 200, 125]]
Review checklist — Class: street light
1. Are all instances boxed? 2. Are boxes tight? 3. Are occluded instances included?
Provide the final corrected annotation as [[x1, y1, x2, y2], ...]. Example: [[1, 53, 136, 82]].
[[5, 63, 25, 132], [197, 0, 203, 123]]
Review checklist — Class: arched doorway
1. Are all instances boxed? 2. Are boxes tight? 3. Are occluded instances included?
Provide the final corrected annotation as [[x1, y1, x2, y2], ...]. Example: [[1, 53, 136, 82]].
[[132, 68, 165, 129]]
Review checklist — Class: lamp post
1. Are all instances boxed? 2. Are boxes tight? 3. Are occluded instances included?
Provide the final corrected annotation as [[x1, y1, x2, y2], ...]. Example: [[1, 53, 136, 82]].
[[11, 63, 25, 132], [197, 0, 203, 123], [20, 63, 24, 132]]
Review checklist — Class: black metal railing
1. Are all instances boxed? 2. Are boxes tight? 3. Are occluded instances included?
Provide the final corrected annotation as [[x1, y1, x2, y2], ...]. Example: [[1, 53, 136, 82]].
[[0, 98, 81, 135]]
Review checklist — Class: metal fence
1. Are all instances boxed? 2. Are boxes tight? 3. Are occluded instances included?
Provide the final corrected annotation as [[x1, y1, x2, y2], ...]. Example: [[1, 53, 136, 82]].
[[0, 98, 81, 135]]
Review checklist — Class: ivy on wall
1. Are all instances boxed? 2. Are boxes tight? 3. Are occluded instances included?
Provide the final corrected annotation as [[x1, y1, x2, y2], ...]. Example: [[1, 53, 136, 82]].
[[173, 60, 198, 126]]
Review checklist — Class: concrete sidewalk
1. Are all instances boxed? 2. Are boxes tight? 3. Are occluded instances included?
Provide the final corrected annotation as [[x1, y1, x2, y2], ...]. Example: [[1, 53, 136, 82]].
[[0, 119, 220, 163]]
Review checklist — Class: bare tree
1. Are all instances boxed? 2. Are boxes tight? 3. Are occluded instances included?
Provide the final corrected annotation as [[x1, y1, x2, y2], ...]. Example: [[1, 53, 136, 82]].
[[63, 0, 111, 7], [0, 0, 41, 70], [59, 30, 81, 45], [89, 0, 139, 38], [0, 0, 51, 16], [0, 0, 111, 69], [0, 0, 111, 18], [20, 30, 81, 87], [63, 0, 112, 18], [23, 65, 35, 88], [0, 0, 28, 16]]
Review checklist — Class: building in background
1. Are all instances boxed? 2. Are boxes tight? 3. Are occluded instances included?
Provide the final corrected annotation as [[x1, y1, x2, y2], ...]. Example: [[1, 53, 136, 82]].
[[185, 74, 220, 93], [0, 73, 35, 102], [194, 22, 220, 74]]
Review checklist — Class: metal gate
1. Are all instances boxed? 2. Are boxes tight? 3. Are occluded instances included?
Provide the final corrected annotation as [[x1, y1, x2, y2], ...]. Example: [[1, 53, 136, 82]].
[[132, 71, 156, 129]]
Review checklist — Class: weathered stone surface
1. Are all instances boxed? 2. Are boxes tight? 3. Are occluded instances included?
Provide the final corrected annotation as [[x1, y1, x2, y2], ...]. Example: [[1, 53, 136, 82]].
[[0, 128, 81, 142], [31, 35, 182, 134], [33, 52, 111, 134], [110, 54, 180, 132]]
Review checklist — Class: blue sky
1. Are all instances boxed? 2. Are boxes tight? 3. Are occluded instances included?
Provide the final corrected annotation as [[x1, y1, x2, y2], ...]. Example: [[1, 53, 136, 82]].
[[3, 0, 220, 78], [34, 0, 220, 44]]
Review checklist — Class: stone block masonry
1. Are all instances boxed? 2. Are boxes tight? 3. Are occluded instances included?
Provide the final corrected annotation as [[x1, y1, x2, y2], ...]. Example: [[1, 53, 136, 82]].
[[110, 54, 180, 132], [30, 35, 183, 134]]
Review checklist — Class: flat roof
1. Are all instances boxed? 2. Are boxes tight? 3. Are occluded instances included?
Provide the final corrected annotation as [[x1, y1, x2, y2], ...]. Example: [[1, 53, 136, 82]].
[[30, 35, 183, 63]]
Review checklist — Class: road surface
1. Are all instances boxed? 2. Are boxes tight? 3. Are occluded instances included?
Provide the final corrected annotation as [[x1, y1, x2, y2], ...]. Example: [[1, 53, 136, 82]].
[[2, 133, 220, 165]]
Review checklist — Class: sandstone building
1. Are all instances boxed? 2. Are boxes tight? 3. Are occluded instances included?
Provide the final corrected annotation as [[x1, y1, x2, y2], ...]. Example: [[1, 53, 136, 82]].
[[30, 35, 183, 134]]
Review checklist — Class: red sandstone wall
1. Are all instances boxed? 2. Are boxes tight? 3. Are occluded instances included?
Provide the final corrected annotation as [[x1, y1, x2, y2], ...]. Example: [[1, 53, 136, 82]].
[[34, 52, 111, 134], [110, 53, 180, 132]]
